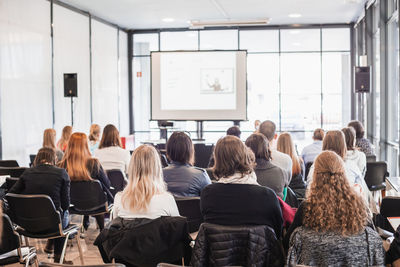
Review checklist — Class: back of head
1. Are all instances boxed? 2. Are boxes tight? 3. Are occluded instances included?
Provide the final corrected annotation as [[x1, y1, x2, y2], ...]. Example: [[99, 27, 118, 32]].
[[259, 120, 276, 141], [347, 120, 365, 139], [89, 124, 101, 141], [34, 147, 56, 167], [342, 127, 356, 151], [245, 133, 271, 160], [61, 126, 72, 141], [122, 145, 165, 212], [166, 132, 194, 165], [277, 132, 301, 175], [43, 128, 56, 149], [322, 130, 347, 159], [313, 128, 324, 141], [214, 135, 254, 178], [99, 124, 121, 149], [304, 151, 367, 235], [226, 126, 241, 138], [59, 132, 91, 181]]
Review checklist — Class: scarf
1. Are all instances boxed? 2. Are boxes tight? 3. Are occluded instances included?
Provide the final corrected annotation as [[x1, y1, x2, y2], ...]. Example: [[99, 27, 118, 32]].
[[217, 171, 259, 185]]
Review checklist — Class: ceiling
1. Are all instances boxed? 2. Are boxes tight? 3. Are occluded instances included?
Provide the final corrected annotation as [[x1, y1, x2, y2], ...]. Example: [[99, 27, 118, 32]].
[[59, 0, 367, 30]]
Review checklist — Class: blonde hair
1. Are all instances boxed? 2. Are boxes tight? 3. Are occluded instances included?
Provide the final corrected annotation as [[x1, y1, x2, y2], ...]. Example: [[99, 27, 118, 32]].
[[57, 126, 72, 151], [43, 128, 57, 149], [58, 132, 93, 181], [303, 151, 368, 236], [277, 132, 302, 175], [121, 145, 166, 212], [89, 124, 101, 141], [323, 130, 347, 159]]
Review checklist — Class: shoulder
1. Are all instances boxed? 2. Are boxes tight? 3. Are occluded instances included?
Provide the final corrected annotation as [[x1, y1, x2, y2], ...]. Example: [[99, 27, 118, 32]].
[[153, 191, 175, 203], [273, 150, 292, 162]]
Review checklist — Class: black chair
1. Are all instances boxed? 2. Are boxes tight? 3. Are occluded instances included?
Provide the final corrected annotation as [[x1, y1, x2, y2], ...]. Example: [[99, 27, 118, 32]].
[[364, 161, 388, 191], [69, 180, 113, 224], [5, 193, 84, 264], [174, 197, 203, 233], [380, 197, 400, 218], [106, 170, 127, 197], [0, 167, 27, 177], [29, 155, 37, 167], [205, 168, 215, 181], [194, 144, 214, 169], [0, 160, 19, 167], [39, 263, 125, 267], [160, 154, 169, 167], [367, 155, 377, 162], [5, 177, 19, 191], [304, 162, 313, 180], [0, 214, 37, 267]]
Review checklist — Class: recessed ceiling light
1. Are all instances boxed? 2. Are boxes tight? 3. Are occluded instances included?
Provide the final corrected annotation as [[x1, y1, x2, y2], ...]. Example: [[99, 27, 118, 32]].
[[162, 18, 175, 22], [288, 13, 302, 18]]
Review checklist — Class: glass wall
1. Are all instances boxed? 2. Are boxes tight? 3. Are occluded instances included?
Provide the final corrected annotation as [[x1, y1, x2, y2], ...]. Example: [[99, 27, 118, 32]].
[[132, 27, 351, 150]]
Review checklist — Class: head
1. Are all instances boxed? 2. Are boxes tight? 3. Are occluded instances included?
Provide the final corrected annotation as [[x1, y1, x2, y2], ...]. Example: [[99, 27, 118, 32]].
[[245, 133, 271, 161], [166, 132, 194, 165], [34, 147, 57, 166], [226, 126, 241, 139], [342, 127, 357, 151], [347, 120, 365, 139], [259, 120, 277, 142], [89, 124, 101, 141], [277, 132, 302, 175], [303, 151, 368, 235], [322, 130, 347, 159], [58, 132, 91, 181], [43, 128, 56, 149], [313, 128, 324, 141], [121, 145, 166, 212], [99, 124, 122, 149], [61, 126, 72, 142], [213, 135, 254, 179], [254, 120, 261, 130]]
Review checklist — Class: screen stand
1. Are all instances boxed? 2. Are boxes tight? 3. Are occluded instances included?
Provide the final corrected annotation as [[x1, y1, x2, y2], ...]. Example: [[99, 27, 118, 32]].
[[70, 96, 74, 126], [193, 121, 205, 142]]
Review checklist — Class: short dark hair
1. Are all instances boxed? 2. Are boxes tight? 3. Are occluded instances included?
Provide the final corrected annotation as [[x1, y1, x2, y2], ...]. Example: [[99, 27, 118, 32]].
[[34, 147, 56, 167], [226, 126, 241, 138], [347, 120, 365, 139], [313, 128, 324, 141], [213, 135, 254, 178], [245, 133, 271, 160], [342, 127, 356, 150], [259, 120, 276, 141], [166, 132, 194, 165]]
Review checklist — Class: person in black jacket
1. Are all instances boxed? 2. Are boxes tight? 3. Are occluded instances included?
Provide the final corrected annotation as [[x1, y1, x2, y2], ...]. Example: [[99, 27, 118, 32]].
[[10, 147, 71, 263], [58, 132, 113, 231], [200, 135, 283, 238]]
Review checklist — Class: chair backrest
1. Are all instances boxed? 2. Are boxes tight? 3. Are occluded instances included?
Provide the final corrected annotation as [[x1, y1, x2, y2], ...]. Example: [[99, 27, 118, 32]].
[[194, 144, 214, 169], [106, 170, 127, 197], [174, 197, 203, 233], [39, 263, 126, 267], [29, 155, 37, 165], [70, 180, 108, 212], [304, 162, 313, 180], [0, 214, 20, 254], [0, 160, 19, 167], [381, 197, 400, 218], [160, 154, 169, 168], [6, 177, 19, 191], [364, 161, 388, 188], [366, 155, 376, 162], [205, 168, 215, 181], [6, 193, 61, 234], [0, 167, 27, 177]]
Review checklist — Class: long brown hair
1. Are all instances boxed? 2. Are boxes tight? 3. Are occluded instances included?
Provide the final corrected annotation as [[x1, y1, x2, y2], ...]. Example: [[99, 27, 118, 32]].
[[245, 133, 271, 160], [342, 127, 356, 151], [58, 132, 92, 181], [43, 128, 57, 149], [303, 151, 367, 236], [99, 124, 122, 149], [213, 135, 254, 178], [89, 124, 101, 142], [57, 126, 72, 151], [322, 130, 347, 159], [277, 132, 302, 175], [34, 147, 56, 166], [121, 145, 166, 212]]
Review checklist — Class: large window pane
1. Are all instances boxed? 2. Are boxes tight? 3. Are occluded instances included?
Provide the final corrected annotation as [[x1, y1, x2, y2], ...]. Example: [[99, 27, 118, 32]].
[[281, 29, 320, 52], [239, 30, 279, 52], [133, 33, 159, 56], [160, 31, 198, 51], [322, 28, 350, 51], [133, 57, 151, 131], [200, 30, 238, 50]]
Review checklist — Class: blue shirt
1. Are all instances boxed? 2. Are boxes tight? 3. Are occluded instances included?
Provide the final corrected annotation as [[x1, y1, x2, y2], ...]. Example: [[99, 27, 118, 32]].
[[301, 140, 322, 164]]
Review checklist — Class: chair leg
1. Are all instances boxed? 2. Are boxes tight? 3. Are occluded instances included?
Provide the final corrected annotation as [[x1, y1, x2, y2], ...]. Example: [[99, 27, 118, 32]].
[[59, 233, 71, 264], [75, 231, 84, 265]]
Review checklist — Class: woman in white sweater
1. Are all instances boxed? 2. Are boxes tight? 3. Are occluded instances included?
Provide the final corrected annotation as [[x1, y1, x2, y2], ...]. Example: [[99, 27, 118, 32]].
[[112, 144, 179, 219], [342, 127, 367, 177], [94, 124, 131, 174]]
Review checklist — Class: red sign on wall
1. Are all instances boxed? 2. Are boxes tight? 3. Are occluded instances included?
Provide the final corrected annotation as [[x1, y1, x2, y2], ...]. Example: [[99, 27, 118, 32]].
[[136, 72, 142, 77]]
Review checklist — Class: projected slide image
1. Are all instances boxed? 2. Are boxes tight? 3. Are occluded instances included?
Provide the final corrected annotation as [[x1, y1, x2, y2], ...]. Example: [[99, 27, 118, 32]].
[[201, 68, 234, 94]]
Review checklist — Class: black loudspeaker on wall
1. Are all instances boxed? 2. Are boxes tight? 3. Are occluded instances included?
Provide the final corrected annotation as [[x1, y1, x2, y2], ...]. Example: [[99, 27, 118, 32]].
[[354, 66, 371, 93], [64, 73, 78, 97]]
